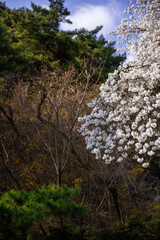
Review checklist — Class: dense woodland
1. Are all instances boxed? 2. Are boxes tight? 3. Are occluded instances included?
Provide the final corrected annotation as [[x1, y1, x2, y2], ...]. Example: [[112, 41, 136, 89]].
[[0, 0, 160, 240]]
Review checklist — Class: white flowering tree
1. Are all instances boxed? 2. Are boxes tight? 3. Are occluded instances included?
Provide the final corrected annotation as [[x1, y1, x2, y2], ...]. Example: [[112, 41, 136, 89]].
[[79, 0, 160, 168]]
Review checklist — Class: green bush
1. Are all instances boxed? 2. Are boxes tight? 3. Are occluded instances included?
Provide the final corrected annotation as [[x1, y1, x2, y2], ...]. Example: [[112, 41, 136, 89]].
[[0, 185, 87, 240]]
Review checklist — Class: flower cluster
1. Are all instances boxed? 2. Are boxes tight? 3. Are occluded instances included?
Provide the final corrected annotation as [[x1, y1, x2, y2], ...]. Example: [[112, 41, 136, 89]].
[[79, 0, 160, 168]]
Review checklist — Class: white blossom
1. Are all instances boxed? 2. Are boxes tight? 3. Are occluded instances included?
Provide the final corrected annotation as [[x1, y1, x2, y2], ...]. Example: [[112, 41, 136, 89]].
[[117, 157, 123, 163], [137, 158, 144, 163], [142, 162, 150, 168], [79, 0, 160, 168], [148, 151, 155, 156]]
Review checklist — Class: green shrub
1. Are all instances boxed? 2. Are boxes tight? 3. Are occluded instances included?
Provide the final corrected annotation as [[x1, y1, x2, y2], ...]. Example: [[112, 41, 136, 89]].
[[0, 185, 87, 240]]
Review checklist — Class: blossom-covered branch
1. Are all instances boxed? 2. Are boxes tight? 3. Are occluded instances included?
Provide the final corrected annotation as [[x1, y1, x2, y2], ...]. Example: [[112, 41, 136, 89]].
[[79, 0, 160, 168]]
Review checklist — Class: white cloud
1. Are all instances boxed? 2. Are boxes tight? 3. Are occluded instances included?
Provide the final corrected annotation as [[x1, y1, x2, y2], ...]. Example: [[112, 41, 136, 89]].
[[42, 4, 49, 10], [60, 0, 123, 36]]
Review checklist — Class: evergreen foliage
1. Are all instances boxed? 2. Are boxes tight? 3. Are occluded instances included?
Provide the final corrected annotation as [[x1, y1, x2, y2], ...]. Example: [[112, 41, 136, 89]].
[[0, 0, 125, 79], [0, 17, 29, 77], [0, 185, 86, 240]]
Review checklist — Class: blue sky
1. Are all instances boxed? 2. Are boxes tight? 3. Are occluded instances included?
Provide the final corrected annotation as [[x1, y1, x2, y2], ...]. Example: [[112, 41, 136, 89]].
[[5, 0, 130, 38], [5, 0, 129, 11]]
